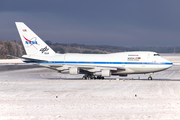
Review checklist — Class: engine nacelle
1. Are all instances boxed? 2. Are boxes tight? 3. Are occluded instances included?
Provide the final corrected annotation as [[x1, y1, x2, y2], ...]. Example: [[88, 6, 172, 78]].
[[60, 69, 69, 74], [102, 69, 111, 77], [69, 67, 79, 75], [94, 69, 111, 77]]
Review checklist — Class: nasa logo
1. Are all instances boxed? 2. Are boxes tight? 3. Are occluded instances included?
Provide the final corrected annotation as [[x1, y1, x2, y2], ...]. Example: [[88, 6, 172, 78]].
[[23, 36, 38, 45], [25, 40, 38, 45], [23, 36, 39, 50]]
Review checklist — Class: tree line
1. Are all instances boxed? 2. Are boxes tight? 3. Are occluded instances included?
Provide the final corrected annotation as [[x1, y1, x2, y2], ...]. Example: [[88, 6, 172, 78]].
[[0, 39, 178, 59]]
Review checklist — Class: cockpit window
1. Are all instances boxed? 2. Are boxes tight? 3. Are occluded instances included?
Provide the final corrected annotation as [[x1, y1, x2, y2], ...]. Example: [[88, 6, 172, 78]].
[[154, 54, 160, 56]]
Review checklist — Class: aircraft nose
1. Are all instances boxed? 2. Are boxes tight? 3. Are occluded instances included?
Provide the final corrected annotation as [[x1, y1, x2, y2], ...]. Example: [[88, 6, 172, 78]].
[[165, 59, 173, 69], [159, 57, 173, 69], [167, 62, 173, 68]]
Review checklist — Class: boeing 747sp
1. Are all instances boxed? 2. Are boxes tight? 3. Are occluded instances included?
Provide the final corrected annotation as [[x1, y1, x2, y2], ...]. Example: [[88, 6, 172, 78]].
[[15, 22, 173, 80]]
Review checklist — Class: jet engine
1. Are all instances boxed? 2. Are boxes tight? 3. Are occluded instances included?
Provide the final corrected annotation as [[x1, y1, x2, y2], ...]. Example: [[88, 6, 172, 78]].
[[102, 69, 111, 77], [94, 69, 111, 77], [69, 67, 79, 75]]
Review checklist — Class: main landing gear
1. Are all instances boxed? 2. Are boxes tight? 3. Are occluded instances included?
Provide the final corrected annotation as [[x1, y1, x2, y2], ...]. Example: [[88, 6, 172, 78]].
[[82, 75, 104, 80]]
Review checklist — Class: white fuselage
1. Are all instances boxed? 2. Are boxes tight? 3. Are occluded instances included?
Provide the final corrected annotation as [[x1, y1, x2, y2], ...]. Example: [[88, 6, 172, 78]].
[[23, 51, 172, 75]]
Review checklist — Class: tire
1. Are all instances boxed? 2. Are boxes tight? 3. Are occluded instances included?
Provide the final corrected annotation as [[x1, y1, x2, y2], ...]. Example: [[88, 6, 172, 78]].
[[148, 77, 152, 80], [82, 76, 86, 80]]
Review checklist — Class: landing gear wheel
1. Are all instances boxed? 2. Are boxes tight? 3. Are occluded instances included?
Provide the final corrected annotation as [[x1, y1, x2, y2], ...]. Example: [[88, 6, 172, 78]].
[[83, 75, 104, 80], [96, 76, 104, 79], [148, 73, 154, 80], [82, 76, 87, 80]]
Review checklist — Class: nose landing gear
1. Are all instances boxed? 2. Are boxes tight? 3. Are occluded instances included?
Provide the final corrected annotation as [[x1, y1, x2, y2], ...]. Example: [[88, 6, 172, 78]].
[[148, 76, 152, 80], [148, 73, 154, 80]]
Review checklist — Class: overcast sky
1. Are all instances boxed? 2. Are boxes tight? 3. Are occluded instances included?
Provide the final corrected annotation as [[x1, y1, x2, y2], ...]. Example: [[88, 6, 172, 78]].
[[1, 0, 180, 46]]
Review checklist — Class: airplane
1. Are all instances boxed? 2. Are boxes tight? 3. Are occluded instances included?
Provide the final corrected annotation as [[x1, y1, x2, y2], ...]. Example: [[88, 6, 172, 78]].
[[15, 22, 173, 80]]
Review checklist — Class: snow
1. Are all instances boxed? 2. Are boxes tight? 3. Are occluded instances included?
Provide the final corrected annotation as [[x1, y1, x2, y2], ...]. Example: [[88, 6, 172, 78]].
[[1, 64, 180, 119]]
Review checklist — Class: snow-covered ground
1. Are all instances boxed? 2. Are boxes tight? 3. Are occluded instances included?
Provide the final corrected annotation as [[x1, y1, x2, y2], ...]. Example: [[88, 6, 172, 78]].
[[1, 66, 180, 119]]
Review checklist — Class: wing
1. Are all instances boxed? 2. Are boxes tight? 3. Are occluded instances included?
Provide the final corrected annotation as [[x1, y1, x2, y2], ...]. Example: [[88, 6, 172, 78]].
[[11, 55, 125, 74], [39, 64, 125, 73]]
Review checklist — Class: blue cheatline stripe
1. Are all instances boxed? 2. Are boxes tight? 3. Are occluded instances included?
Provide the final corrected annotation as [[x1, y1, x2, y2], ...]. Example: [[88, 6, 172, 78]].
[[24, 61, 173, 65]]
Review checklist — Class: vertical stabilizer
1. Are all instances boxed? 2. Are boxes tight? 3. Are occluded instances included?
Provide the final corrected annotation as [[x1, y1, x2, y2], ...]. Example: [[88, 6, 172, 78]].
[[15, 22, 55, 55]]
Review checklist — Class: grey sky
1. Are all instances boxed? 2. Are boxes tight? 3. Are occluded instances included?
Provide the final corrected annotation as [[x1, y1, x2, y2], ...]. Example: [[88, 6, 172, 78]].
[[0, 0, 180, 46]]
